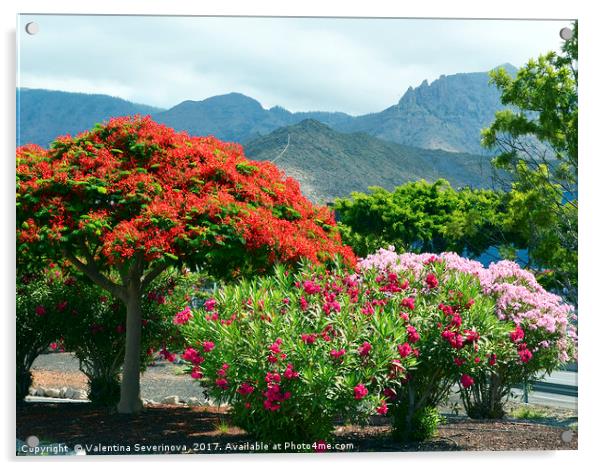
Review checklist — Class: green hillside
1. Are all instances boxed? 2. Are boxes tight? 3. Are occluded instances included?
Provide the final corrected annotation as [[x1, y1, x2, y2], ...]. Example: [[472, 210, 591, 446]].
[[244, 119, 496, 203]]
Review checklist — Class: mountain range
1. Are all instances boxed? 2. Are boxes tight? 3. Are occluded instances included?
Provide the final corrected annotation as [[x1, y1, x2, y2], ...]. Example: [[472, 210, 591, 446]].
[[16, 65, 515, 201], [153, 64, 516, 154], [17, 88, 163, 148], [17, 64, 515, 153]]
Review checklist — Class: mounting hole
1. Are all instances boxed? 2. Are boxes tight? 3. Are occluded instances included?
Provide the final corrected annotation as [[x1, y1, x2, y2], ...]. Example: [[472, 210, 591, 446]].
[[561, 430, 574, 443], [559, 27, 573, 41], [25, 22, 39, 35]]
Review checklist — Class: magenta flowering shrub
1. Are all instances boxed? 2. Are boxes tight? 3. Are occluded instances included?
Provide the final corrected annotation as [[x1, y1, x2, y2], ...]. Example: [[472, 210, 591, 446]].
[[178, 253, 504, 442], [360, 247, 578, 419], [62, 269, 198, 404], [60, 268, 203, 405], [177, 247, 577, 440], [177, 261, 416, 441], [358, 248, 505, 440]]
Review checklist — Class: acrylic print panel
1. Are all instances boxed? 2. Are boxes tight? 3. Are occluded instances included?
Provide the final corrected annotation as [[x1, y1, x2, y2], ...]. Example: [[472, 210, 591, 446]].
[[16, 14, 578, 455]]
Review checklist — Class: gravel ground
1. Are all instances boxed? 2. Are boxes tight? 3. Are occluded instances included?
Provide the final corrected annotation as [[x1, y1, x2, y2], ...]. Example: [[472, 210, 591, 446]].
[[31, 352, 204, 403]]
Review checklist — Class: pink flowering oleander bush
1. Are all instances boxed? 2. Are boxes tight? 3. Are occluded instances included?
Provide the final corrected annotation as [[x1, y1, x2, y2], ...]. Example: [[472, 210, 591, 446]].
[[176, 247, 577, 441], [177, 260, 417, 442], [360, 247, 578, 420], [464, 259, 578, 418], [358, 248, 505, 440]]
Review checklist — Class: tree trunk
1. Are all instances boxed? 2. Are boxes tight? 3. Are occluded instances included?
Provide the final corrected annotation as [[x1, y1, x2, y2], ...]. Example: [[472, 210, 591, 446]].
[[16, 367, 32, 401], [117, 285, 143, 413]]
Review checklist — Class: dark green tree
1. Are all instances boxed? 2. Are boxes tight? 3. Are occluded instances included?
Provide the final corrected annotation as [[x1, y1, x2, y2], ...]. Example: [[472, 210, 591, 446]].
[[334, 179, 507, 258]]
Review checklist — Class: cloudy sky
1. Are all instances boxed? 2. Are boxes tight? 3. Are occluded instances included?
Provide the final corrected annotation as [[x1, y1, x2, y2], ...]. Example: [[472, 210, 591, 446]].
[[17, 15, 570, 115]]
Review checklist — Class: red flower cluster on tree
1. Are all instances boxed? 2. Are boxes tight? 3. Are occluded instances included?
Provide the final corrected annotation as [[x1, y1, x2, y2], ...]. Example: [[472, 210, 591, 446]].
[[16, 116, 354, 274]]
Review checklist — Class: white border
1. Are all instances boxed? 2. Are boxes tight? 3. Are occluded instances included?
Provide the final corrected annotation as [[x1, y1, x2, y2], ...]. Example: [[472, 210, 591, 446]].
[[3, 1, 601, 469]]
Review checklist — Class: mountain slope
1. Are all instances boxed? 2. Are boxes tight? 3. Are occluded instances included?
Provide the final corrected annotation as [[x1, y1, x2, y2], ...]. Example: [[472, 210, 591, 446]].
[[244, 119, 496, 203], [17, 89, 163, 147], [153, 93, 278, 143], [336, 64, 517, 154]]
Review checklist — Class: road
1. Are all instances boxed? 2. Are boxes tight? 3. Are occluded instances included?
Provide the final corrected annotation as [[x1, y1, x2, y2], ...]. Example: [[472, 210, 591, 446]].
[[512, 369, 577, 410]]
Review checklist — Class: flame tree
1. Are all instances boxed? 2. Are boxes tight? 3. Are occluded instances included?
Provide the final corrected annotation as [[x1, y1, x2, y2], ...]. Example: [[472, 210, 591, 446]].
[[16, 116, 354, 413]]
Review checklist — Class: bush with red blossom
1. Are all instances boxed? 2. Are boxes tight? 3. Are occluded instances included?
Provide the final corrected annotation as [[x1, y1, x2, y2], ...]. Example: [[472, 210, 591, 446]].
[[360, 247, 578, 420], [177, 260, 416, 442], [16, 265, 69, 400]]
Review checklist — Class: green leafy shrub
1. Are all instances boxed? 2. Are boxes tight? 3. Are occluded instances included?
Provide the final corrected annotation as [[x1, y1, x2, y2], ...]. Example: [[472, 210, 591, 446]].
[[16, 262, 205, 405], [177, 251, 507, 443], [177, 261, 416, 442], [58, 268, 203, 405], [177, 247, 576, 442], [334, 180, 506, 258]]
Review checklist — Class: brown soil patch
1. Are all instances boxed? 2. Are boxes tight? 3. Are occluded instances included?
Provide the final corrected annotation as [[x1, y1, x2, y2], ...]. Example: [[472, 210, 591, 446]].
[[16, 402, 577, 454]]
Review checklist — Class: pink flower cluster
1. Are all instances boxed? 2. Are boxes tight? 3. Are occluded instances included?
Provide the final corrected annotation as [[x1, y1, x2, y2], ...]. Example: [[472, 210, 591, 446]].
[[268, 338, 287, 363], [173, 306, 193, 324], [182, 347, 204, 365], [303, 280, 322, 295], [204, 298, 218, 311], [262, 362, 299, 411], [215, 363, 229, 389], [237, 382, 255, 396], [301, 333, 317, 344], [180, 339, 217, 380], [460, 373, 475, 388], [330, 349, 346, 360], [358, 341, 372, 357], [354, 383, 368, 400], [358, 247, 577, 363], [159, 347, 176, 363]]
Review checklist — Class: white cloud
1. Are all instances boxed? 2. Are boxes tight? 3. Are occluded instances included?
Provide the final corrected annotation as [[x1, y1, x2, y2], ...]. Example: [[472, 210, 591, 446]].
[[17, 15, 569, 114]]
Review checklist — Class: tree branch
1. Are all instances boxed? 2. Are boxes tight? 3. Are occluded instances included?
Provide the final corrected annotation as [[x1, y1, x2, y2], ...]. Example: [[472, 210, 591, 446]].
[[64, 250, 126, 301], [141, 261, 168, 292]]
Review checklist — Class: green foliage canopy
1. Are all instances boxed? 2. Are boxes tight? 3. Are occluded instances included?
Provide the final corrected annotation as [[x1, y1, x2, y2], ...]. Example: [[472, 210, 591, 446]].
[[334, 179, 506, 258], [482, 22, 578, 302]]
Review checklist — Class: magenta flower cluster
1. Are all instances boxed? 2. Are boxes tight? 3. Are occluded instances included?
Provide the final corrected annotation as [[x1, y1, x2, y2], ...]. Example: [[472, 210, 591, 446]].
[[359, 247, 577, 364]]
